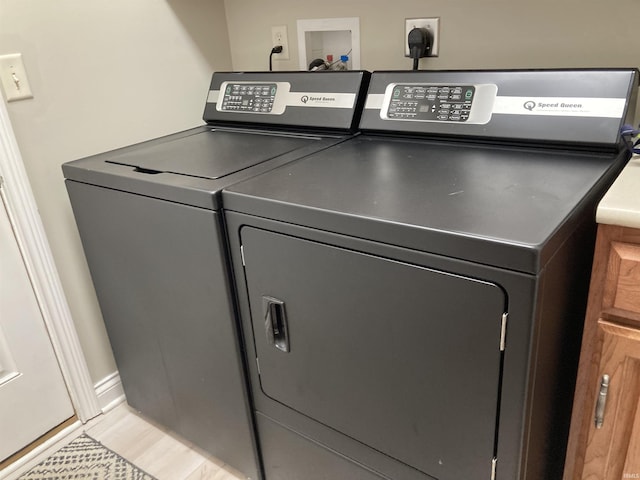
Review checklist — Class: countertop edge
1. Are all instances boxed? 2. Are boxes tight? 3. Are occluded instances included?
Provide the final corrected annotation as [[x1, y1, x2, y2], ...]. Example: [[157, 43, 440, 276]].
[[597, 154, 640, 228]]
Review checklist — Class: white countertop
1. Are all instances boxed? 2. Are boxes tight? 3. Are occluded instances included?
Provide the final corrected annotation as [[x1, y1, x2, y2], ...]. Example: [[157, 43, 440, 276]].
[[597, 154, 640, 228]]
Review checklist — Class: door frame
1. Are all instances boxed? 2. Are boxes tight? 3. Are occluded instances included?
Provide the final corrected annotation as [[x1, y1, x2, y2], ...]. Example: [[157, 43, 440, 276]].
[[0, 98, 100, 423]]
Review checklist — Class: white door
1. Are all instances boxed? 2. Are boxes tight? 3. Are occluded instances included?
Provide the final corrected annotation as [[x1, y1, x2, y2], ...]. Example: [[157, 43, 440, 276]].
[[0, 184, 74, 461]]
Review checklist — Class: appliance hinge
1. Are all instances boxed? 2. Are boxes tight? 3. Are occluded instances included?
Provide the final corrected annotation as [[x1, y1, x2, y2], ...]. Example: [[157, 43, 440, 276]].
[[491, 457, 498, 480], [240, 244, 246, 267], [256, 356, 261, 375], [500, 313, 508, 351]]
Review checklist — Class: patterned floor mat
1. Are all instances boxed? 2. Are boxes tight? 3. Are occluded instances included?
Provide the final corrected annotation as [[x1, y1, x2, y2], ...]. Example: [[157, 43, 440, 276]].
[[18, 433, 157, 480]]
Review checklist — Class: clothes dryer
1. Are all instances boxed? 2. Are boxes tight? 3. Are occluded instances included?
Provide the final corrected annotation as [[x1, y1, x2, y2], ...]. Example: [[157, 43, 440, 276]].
[[222, 69, 638, 480]]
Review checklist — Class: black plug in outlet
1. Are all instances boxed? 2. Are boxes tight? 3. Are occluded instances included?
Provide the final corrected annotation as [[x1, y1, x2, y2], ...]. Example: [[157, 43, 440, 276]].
[[408, 27, 433, 70], [269, 46, 283, 71]]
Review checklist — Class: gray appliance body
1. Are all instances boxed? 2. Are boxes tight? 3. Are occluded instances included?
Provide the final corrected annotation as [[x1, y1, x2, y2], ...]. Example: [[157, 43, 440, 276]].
[[63, 71, 369, 480], [222, 70, 639, 480]]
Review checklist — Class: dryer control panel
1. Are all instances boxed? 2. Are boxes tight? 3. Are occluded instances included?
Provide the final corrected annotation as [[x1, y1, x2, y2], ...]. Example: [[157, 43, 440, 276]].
[[361, 70, 638, 146], [381, 83, 497, 125]]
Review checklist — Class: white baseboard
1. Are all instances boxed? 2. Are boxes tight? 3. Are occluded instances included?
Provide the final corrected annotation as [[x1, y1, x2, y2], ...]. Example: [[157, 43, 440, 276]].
[[94, 371, 125, 413]]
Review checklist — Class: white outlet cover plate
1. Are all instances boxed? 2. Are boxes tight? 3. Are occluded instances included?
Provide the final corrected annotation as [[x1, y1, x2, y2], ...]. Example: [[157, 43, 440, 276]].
[[271, 25, 290, 60], [405, 17, 440, 57]]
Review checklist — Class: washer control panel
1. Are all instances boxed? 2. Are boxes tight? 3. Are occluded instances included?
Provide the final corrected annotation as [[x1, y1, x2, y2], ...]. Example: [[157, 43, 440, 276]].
[[381, 83, 498, 125], [217, 81, 289, 115]]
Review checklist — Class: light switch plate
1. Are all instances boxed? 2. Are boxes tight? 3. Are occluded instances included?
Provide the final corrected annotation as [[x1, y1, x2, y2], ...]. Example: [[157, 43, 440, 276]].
[[404, 18, 440, 57], [0, 53, 33, 102]]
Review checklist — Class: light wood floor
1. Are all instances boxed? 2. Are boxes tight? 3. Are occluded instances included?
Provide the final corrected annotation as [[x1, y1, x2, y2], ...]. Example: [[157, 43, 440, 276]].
[[7, 403, 246, 480]]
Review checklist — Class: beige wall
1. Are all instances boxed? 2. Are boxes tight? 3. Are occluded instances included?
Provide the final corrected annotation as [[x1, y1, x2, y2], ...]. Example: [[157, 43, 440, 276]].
[[2, 0, 639, 388], [224, 0, 640, 72], [0, 0, 232, 383]]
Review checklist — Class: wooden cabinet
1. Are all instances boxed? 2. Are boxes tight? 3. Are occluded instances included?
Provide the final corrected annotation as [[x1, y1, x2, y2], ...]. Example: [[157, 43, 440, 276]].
[[564, 225, 640, 480]]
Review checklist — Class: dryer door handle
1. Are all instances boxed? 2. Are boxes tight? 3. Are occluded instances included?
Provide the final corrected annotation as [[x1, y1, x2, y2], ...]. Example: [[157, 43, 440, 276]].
[[263, 296, 290, 353]]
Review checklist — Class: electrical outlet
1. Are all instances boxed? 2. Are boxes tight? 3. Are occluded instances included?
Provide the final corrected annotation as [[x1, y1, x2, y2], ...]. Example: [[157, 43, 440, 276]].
[[404, 18, 440, 57], [0, 53, 33, 102], [271, 25, 290, 60]]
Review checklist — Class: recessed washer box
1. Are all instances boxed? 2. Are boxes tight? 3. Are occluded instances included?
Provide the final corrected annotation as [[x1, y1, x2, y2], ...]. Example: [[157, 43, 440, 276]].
[[297, 17, 360, 70]]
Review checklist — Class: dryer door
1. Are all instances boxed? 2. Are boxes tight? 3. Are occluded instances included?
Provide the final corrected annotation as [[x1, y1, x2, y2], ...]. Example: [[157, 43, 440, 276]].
[[241, 226, 506, 480]]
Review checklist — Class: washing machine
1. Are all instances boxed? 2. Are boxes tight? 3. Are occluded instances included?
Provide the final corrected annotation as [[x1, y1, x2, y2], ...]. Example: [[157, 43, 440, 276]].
[[62, 71, 370, 480], [222, 69, 638, 480]]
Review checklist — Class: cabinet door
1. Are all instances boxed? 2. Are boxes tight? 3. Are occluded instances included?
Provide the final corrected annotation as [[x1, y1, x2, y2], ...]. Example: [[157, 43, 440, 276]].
[[582, 320, 640, 479], [241, 226, 506, 480]]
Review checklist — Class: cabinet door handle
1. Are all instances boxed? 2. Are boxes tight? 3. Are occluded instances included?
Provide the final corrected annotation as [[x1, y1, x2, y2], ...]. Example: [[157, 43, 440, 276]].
[[263, 296, 290, 353], [594, 374, 610, 429]]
